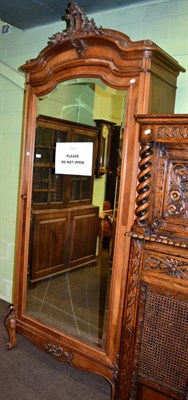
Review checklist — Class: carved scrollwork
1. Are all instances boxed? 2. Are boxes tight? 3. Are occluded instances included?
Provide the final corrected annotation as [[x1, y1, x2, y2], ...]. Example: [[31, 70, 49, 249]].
[[166, 163, 188, 220], [48, 1, 104, 56], [48, 1, 129, 58], [46, 343, 74, 365], [143, 254, 188, 280], [135, 143, 153, 227], [156, 126, 188, 140]]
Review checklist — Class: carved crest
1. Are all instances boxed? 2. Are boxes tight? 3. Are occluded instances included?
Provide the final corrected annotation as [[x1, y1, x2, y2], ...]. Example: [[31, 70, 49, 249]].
[[48, 1, 104, 56]]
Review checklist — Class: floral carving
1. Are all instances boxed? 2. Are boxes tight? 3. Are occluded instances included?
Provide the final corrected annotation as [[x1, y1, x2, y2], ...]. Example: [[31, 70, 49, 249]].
[[143, 253, 188, 280]]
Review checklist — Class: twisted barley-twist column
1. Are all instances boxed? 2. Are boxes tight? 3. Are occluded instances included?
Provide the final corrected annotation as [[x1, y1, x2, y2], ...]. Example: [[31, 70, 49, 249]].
[[134, 143, 153, 227]]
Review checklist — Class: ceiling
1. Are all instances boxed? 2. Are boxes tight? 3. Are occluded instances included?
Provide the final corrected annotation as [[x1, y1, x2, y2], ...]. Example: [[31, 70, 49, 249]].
[[0, 0, 160, 30]]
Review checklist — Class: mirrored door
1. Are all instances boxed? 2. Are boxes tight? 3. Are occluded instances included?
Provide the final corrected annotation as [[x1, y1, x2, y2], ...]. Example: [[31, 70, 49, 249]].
[[26, 78, 127, 348]]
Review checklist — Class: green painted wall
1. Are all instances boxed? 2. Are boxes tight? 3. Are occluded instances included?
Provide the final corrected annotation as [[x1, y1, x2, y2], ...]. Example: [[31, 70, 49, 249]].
[[0, 0, 187, 302]]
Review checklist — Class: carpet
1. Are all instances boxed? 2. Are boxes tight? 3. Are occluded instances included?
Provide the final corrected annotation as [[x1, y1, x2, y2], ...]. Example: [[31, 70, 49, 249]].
[[0, 299, 111, 400]]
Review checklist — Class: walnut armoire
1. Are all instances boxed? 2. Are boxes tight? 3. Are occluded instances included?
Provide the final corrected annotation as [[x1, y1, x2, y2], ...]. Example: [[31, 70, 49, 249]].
[[5, 2, 187, 400]]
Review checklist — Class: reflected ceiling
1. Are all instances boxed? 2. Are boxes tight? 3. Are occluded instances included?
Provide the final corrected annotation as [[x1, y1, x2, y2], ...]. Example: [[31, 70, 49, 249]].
[[0, 0, 161, 30]]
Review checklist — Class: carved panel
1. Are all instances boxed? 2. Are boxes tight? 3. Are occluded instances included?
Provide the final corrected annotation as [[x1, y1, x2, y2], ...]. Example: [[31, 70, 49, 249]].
[[152, 147, 188, 235], [166, 162, 188, 219], [138, 286, 188, 399], [128, 283, 188, 400]]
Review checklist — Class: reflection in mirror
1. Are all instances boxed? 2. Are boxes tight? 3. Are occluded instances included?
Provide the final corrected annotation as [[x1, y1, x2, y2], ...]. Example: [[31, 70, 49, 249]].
[[26, 78, 127, 348]]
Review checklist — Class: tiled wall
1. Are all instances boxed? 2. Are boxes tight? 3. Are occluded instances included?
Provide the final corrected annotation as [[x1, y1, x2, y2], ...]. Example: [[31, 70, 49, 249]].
[[0, 0, 187, 302]]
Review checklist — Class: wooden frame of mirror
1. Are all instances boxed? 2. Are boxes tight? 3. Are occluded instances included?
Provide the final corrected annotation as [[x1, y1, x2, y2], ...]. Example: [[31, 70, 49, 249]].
[[5, 2, 185, 398]]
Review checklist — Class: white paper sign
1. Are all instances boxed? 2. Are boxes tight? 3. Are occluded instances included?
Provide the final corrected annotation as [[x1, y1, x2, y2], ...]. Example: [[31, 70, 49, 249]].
[[55, 142, 93, 176]]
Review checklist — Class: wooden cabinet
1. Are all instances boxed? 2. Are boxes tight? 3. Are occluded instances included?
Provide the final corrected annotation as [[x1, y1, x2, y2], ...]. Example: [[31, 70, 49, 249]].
[[29, 115, 100, 285], [5, 3, 186, 399], [116, 115, 188, 400], [33, 115, 99, 208], [30, 205, 99, 285]]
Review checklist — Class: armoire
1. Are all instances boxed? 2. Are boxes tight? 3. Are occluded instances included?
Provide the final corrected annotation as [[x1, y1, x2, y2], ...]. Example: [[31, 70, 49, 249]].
[[5, 2, 188, 399]]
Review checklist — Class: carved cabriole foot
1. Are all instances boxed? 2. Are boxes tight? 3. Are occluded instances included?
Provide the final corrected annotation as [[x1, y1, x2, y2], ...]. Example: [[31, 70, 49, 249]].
[[4, 304, 17, 350]]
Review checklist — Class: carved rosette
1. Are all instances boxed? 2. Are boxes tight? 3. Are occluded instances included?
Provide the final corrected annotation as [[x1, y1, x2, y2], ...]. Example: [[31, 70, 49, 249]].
[[134, 143, 153, 228], [117, 240, 142, 399]]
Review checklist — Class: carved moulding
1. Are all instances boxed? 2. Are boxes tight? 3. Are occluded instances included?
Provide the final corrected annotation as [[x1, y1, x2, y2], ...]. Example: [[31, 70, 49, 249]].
[[116, 239, 142, 400], [156, 125, 188, 141], [126, 230, 188, 249], [20, 3, 185, 97], [136, 115, 188, 144]]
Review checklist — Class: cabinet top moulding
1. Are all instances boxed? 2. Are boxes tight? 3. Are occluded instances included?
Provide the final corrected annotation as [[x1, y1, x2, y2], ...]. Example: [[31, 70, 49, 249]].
[[136, 114, 188, 143], [136, 114, 188, 124], [20, 2, 185, 96]]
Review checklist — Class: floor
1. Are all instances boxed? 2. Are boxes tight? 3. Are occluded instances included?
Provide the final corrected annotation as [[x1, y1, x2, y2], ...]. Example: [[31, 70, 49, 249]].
[[0, 299, 112, 400]]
